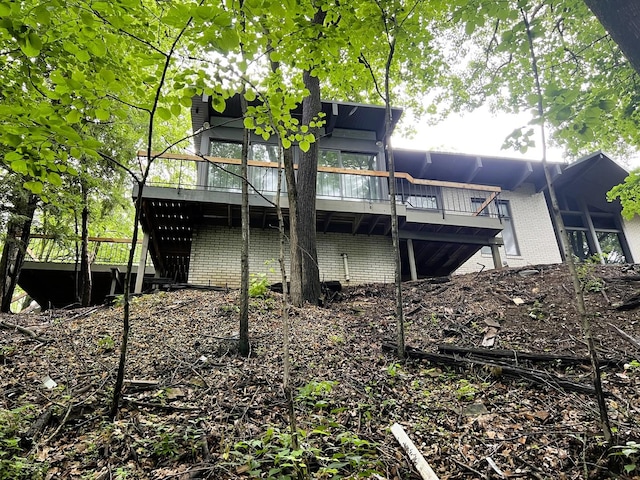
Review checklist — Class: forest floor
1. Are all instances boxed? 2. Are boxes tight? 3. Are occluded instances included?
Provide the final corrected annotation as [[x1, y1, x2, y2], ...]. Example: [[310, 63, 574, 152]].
[[2, 262, 640, 480]]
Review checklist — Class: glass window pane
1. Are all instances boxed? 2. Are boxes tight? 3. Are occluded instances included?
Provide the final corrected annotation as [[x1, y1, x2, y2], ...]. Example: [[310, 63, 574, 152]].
[[209, 141, 242, 159], [341, 152, 377, 170], [597, 232, 626, 263], [318, 150, 341, 197], [250, 143, 279, 162]]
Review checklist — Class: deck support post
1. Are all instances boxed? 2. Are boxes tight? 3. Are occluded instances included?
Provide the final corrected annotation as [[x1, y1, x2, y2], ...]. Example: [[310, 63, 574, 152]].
[[490, 244, 503, 270], [134, 232, 150, 294], [407, 238, 418, 281]]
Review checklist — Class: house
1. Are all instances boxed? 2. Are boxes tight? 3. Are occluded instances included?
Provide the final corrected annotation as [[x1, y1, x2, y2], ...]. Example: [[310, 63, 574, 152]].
[[132, 96, 640, 291]]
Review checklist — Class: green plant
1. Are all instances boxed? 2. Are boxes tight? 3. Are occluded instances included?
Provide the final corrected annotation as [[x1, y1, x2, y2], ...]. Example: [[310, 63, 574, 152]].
[[528, 300, 546, 320], [386, 362, 402, 378], [610, 441, 640, 474], [428, 312, 439, 326], [249, 260, 275, 298], [228, 421, 382, 479], [0, 406, 47, 480], [297, 380, 337, 410], [96, 335, 115, 352], [455, 379, 478, 401], [576, 258, 604, 292]]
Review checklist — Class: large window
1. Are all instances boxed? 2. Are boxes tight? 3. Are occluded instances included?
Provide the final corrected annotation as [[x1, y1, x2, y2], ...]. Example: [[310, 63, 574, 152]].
[[208, 140, 281, 193], [317, 150, 381, 200], [472, 199, 519, 256], [208, 141, 242, 191]]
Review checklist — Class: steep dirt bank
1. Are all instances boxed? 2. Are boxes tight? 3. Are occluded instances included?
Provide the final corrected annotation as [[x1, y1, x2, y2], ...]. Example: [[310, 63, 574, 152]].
[[1, 263, 640, 479]]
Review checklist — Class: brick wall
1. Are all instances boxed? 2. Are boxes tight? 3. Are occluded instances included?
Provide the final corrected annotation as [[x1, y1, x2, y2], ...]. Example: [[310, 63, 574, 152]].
[[188, 226, 395, 287], [456, 183, 562, 274]]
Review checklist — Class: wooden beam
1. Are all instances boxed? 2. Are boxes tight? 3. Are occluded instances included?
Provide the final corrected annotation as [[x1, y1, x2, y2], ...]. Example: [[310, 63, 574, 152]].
[[367, 215, 381, 235], [322, 212, 334, 233], [473, 191, 499, 216], [399, 230, 504, 246], [352, 214, 365, 235], [140, 151, 502, 193], [510, 161, 533, 190]]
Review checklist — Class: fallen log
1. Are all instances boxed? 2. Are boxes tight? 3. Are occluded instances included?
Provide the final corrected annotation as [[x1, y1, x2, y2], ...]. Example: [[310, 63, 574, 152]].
[[614, 292, 640, 311], [437, 345, 624, 367], [382, 343, 606, 396]]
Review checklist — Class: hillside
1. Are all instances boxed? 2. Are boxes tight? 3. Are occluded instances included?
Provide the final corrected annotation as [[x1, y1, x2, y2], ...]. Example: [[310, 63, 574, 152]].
[[1, 263, 640, 479]]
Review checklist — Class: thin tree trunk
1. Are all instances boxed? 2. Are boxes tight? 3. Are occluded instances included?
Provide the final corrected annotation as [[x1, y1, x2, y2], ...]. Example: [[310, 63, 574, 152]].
[[521, 8, 612, 443], [239, 95, 251, 357], [382, 37, 405, 360], [283, 148, 303, 306], [0, 190, 37, 313], [276, 143, 298, 450], [110, 180, 144, 419], [79, 181, 92, 306]]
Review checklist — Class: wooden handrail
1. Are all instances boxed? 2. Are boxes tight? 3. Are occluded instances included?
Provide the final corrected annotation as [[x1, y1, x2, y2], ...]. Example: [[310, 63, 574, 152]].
[[139, 151, 502, 193], [30, 234, 141, 244]]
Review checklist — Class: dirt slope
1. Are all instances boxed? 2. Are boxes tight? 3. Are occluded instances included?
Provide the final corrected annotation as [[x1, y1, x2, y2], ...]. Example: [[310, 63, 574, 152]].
[[1, 263, 640, 479]]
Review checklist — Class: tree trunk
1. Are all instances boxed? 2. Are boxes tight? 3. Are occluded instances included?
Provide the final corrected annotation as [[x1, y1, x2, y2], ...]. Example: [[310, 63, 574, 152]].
[[239, 95, 251, 357], [79, 182, 92, 306], [298, 68, 322, 305], [295, 8, 326, 305], [521, 7, 612, 443], [583, 0, 640, 76], [283, 148, 303, 306], [0, 189, 37, 313]]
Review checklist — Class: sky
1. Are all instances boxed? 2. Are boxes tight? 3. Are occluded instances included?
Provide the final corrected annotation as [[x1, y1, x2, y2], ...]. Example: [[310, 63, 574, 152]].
[[392, 106, 640, 170]]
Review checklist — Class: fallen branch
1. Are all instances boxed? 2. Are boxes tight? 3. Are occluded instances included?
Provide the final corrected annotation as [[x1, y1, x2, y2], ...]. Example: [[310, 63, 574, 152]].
[[383, 343, 606, 396], [614, 292, 640, 311], [391, 423, 440, 480], [608, 323, 640, 350], [0, 320, 51, 343], [438, 345, 624, 367]]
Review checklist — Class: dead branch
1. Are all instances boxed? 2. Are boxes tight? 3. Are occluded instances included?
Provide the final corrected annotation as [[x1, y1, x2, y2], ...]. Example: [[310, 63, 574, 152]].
[[0, 320, 51, 342], [383, 343, 606, 396], [608, 323, 640, 350], [437, 345, 624, 367]]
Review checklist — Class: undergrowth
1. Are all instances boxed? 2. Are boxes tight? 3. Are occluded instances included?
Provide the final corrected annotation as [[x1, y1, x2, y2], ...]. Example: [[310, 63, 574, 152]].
[[0, 406, 47, 480]]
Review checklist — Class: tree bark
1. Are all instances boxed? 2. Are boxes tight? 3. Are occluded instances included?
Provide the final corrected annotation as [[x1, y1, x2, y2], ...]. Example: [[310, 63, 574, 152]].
[[239, 95, 250, 357], [79, 181, 92, 306], [283, 148, 302, 306], [0, 189, 37, 313], [296, 8, 326, 305], [298, 68, 322, 305], [583, 0, 640, 76]]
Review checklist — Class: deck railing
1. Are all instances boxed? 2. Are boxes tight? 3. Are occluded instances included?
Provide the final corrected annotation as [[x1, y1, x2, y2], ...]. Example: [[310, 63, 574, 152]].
[[143, 153, 502, 218], [26, 235, 151, 266]]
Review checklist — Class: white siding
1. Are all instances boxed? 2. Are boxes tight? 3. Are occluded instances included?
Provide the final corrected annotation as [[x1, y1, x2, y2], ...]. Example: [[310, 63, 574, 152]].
[[456, 183, 562, 274]]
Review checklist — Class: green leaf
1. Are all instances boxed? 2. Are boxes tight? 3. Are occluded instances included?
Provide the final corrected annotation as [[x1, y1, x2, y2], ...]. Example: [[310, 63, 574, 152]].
[[156, 106, 171, 120], [88, 39, 107, 57], [212, 96, 226, 113], [282, 137, 291, 149], [243, 117, 255, 129], [299, 140, 310, 152], [95, 109, 110, 121], [598, 99, 616, 112], [23, 180, 43, 194], [66, 110, 82, 124], [0, 3, 10, 16], [70, 147, 82, 158], [11, 159, 28, 174], [20, 31, 42, 57], [244, 89, 256, 102], [47, 171, 62, 186]]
